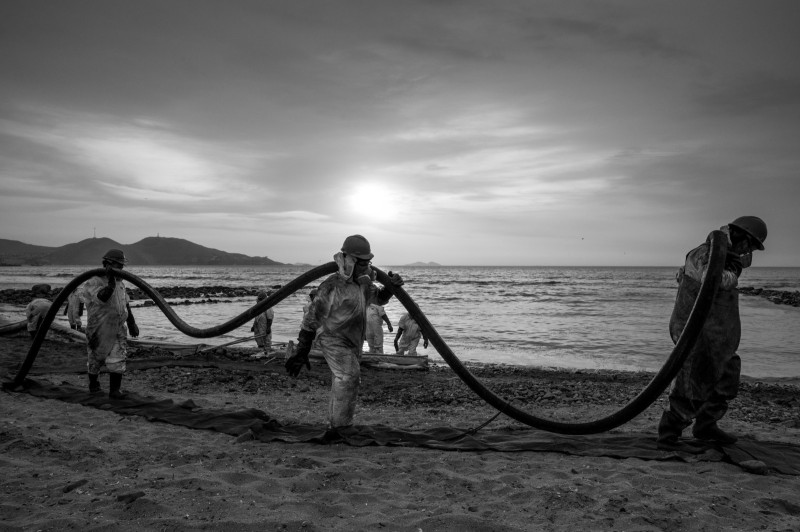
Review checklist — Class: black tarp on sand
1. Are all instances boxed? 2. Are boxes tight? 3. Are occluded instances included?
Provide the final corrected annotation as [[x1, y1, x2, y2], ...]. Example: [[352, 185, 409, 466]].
[[11, 378, 800, 476]]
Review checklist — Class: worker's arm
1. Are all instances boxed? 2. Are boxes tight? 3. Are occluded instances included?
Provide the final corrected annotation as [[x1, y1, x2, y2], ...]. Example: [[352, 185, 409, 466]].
[[394, 328, 404, 352], [376, 271, 404, 304], [126, 304, 139, 337]]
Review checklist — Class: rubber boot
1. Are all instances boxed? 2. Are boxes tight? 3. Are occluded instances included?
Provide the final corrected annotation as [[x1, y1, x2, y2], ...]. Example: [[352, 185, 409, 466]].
[[692, 419, 738, 444], [657, 411, 705, 453], [108, 373, 126, 399], [693, 398, 738, 444], [88, 373, 102, 394]]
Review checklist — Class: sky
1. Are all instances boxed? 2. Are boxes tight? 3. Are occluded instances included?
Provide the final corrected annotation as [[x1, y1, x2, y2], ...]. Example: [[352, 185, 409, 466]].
[[1, 1, 799, 266]]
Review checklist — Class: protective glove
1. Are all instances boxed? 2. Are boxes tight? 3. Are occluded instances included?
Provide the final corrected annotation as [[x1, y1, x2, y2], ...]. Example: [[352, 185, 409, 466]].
[[740, 252, 753, 269], [97, 286, 114, 302], [105, 265, 118, 285], [286, 328, 315, 377], [725, 251, 743, 278], [387, 271, 404, 287], [126, 306, 139, 337], [356, 274, 373, 287]]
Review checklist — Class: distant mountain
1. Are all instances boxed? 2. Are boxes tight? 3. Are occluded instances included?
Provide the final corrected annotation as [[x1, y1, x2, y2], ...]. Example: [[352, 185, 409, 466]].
[[0, 239, 55, 265], [0, 237, 284, 266], [40, 237, 127, 265], [402, 261, 442, 267]]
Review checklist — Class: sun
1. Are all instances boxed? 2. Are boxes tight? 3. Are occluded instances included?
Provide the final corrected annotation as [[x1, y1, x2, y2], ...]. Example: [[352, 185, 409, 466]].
[[347, 183, 399, 221]]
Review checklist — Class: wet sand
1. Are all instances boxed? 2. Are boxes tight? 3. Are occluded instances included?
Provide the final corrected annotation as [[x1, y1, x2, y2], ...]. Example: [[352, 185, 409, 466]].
[[2, 334, 800, 531]]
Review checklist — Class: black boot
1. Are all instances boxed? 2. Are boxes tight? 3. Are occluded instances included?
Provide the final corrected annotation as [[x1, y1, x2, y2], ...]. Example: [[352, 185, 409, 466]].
[[88, 373, 102, 394], [108, 373, 126, 399], [692, 421, 738, 444], [657, 411, 706, 452]]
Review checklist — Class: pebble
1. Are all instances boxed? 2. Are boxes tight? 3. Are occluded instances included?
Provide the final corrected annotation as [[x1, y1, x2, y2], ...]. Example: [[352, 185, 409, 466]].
[[116, 491, 146, 503], [738, 460, 769, 475]]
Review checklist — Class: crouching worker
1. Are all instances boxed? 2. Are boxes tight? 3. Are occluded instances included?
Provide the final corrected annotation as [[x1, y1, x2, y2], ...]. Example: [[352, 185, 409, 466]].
[[285, 235, 404, 429], [79, 249, 140, 398], [394, 312, 428, 356], [26, 284, 52, 339]]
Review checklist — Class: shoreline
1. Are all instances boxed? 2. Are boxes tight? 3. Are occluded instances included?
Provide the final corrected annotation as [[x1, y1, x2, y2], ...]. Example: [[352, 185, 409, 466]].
[[3, 334, 799, 438], [3, 312, 799, 385]]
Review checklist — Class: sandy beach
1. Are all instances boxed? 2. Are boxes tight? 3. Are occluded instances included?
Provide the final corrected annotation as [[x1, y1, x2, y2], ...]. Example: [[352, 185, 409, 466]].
[[2, 332, 800, 531]]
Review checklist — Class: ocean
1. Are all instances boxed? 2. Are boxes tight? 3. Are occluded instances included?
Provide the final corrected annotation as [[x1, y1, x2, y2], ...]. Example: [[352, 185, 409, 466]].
[[1, 264, 799, 379]]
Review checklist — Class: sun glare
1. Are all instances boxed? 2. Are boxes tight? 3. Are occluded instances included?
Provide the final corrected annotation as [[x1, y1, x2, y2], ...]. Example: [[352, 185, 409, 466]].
[[347, 183, 399, 221]]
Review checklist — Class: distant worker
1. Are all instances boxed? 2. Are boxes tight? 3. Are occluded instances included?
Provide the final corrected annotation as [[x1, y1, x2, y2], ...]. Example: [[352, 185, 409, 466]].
[[251, 289, 274, 354], [285, 235, 404, 429], [394, 312, 428, 356], [79, 248, 140, 398], [365, 303, 393, 353], [64, 290, 84, 331], [657, 216, 768, 451], [302, 288, 318, 321], [25, 284, 52, 339]]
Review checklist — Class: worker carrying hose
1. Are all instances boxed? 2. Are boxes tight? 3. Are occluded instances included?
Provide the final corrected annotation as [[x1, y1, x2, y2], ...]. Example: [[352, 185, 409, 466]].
[[78, 248, 140, 398], [285, 235, 404, 429], [657, 216, 767, 451]]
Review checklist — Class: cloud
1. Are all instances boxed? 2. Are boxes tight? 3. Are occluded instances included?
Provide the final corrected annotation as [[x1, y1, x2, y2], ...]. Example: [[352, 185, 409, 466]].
[[0, 1, 798, 265], [693, 74, 800, 116]]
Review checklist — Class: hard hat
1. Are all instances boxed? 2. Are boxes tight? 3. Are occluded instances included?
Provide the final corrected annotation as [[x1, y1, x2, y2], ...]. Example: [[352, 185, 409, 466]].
[[729, 216, 767, 250], [256, 290, 268, 301], [341, 234, 374, 260], [31, 284, 51, 296], [102, 248, 128, 264]]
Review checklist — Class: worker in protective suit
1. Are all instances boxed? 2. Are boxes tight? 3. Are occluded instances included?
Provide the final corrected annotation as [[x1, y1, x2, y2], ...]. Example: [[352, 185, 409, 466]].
[[64, 290, 84, 331], [657, 216, 767, 451], [78, 248, 140, 398], [251, 290, 274, 353], [394, 312, 428, 356], [365, 303, 393, 353], [302, 288, 318, 321], [25, 284, 52, 339], [285, 235, 404, 428]]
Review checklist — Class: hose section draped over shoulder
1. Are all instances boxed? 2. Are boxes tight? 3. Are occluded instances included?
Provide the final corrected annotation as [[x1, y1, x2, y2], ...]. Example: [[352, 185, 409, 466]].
[[6, 232, 725, 436], [374, 230, 727, 435]]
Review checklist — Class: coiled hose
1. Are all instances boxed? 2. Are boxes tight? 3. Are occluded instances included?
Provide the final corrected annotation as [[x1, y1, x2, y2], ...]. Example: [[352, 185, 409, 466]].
[[5, 231, 726, 435]]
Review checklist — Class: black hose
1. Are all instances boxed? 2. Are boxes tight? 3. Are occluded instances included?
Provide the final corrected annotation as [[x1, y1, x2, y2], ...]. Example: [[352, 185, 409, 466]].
[[6, 262, 336, 388], [5, 232, 725, 436], [374, 230, 727, 434]]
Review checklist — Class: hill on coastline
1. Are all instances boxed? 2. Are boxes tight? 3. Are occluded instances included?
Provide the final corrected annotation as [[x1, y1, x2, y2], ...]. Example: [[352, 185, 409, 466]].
[[0, 237, 283, 266]]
